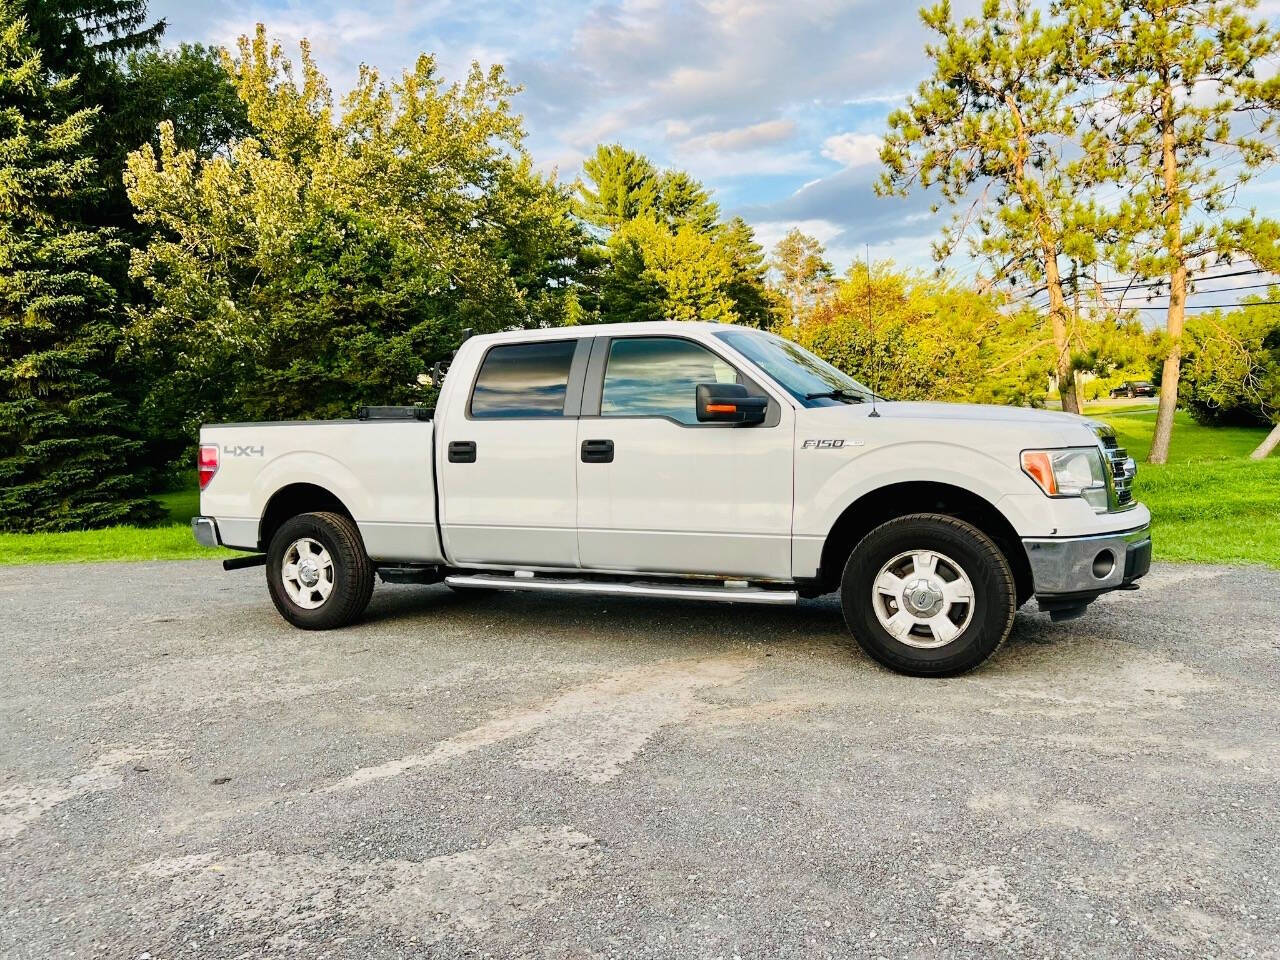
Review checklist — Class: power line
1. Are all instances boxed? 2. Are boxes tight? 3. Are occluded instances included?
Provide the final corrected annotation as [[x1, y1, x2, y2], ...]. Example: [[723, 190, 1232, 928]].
[[1116, 280, 1280, 298], [1027, 292, 1280, 312], [1011, 266, 1274, 306], [1096, 268, 1272, 292], [1125, 300, 1280, 310], [1022, 267, 1277, 308]]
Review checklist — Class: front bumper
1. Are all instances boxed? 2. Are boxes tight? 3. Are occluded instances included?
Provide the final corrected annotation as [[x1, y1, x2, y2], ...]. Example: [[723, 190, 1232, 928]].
[[1022, 523, 1151, 611], [191, 516, 221, 548]]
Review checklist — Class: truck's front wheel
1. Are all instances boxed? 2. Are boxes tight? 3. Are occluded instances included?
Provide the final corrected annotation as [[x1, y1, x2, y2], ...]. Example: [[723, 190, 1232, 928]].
[[840, 514, 1016, 676], [267, 512, 374, 629]]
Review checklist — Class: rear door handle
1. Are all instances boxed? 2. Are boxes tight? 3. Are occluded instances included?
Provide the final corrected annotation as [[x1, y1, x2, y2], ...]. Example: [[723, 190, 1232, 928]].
[[448, 440, 476, 463], [581, 439, 614, 463]]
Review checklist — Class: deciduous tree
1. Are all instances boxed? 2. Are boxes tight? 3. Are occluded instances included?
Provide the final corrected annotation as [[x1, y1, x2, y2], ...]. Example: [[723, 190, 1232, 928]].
[[770, 228, 834, 323], [125, 26, 588, 437], [1178, 293, 1280, 457], [121, 43, 250, 159], [788, 261, 1054, 404]]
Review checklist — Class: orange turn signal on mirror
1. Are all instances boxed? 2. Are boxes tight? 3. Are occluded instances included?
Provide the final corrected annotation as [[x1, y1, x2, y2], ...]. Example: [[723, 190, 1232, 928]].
[[706, 404, 738, 413], [1020, 450, 1058, 496]]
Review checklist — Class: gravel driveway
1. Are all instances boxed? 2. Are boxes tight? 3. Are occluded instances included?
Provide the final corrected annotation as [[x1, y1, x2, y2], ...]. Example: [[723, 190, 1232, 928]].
[[1, 560, 1277, 959]]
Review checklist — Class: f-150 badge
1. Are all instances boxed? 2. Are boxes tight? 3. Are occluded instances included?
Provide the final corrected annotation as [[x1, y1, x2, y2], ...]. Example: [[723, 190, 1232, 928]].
[[801, 439, 864, 449]]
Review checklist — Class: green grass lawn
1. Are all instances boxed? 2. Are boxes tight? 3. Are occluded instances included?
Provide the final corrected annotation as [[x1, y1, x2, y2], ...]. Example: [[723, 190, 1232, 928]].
[[0, 487, 232, 565], [1087, 404, 1279, 568], [1, 405, 1275, 566]]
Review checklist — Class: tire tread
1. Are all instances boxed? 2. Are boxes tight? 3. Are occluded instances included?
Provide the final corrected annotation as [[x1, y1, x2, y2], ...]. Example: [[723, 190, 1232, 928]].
[[840, 512, 1016, 676], [267, 511, 374, 630]]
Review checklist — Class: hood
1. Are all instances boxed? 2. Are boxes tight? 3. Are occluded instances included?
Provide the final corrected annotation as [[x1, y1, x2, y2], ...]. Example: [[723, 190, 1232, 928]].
[[867, 401, 1097, 428], [798, 400, 1105, 445]]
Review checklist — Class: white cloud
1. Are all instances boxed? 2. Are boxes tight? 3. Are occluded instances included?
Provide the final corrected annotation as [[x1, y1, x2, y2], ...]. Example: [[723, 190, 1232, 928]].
[[751, 218, 845, 257], [664, 119, 693, 139], [821, 132, 884, 169], [843, 92, 909, 106], [668, 147, 819, 182], [678, 119, 796, 153]]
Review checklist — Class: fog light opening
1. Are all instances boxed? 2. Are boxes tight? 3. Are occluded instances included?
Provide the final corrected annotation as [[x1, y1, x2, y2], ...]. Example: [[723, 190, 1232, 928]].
[[1092, 549, 1116, 580]]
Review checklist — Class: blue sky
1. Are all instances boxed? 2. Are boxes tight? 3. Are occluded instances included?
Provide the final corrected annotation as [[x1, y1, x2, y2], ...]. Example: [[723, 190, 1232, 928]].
[[151, 0, 1280, 296]]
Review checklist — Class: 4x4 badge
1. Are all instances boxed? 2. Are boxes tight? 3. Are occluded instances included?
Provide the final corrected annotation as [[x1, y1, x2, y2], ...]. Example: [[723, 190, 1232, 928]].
[[223, 444, 265, 457]]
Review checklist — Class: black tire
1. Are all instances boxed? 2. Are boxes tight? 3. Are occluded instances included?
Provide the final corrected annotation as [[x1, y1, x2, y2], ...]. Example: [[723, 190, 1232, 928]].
[[839, 513, 1016, 677], [266, 511, 374, 629]]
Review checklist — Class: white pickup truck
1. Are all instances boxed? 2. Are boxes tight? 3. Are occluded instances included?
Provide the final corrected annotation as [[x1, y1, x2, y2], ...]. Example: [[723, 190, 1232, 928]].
[[192, 321, 1150, 676]]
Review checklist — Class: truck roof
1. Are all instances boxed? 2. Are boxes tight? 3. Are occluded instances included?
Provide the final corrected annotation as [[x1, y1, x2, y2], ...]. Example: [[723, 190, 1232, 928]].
[[472, 321, 747, 344]]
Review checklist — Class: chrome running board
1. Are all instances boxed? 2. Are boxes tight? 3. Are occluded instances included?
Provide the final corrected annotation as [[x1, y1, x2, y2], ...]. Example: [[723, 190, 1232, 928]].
[[444, 574, 798, 605]]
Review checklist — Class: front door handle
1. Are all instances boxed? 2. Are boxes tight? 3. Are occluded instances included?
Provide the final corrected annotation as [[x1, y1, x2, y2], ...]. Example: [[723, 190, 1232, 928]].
[[581, 439, 614, 463], [448, 440, 476, 463]]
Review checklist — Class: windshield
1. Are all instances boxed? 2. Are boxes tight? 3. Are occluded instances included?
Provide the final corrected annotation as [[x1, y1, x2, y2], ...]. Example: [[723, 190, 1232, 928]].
[[713, 330, 879, 407]]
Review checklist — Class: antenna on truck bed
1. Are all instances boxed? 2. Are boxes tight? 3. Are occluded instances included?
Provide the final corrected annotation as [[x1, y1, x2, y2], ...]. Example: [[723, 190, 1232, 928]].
[[866, 244, 880, 418]]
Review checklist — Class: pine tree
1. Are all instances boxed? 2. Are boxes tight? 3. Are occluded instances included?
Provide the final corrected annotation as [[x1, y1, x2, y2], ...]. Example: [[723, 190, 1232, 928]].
[[0, 6, 157, 531], [17, 0, 162, 77], [879, 0, 1103, 414], [718, 216, 778, 328], [656, 170, 720, 233], [1061, 0, 1280, 463], [575, 144, 659, 232], [15, 0, 164, 230]]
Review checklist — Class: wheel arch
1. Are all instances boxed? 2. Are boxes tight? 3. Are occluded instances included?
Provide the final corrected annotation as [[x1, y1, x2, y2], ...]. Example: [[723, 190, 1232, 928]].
[[258, 483, 356, 552], [818, 480, 1033, 605]]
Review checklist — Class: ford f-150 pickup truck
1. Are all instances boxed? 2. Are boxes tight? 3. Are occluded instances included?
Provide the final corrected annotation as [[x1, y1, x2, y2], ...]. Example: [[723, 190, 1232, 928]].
[[192, 321, 1150, 676]]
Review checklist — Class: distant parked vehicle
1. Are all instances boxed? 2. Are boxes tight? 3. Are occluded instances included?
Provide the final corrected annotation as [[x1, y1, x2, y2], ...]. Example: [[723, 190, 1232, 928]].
[[1110, 381, 1156, 399]]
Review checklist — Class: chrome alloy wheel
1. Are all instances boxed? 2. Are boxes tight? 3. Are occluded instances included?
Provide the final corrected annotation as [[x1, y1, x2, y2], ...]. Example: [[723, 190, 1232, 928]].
[[281, 537, 335, 609], [871, 549, 975, 649]]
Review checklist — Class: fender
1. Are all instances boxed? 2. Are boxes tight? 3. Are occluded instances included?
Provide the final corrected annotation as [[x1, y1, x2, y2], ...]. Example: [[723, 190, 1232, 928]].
[[252, 451, 370, 527], [792, 440, 1039, 579], [797, 440, 1034, 535]]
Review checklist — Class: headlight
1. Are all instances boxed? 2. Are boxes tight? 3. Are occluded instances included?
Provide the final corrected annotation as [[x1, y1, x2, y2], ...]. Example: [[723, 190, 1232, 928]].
[[1021, 447, 1109, 512]]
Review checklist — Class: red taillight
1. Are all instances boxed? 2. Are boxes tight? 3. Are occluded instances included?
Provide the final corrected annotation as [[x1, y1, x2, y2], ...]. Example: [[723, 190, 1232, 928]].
[[198, 444, 219, 490]]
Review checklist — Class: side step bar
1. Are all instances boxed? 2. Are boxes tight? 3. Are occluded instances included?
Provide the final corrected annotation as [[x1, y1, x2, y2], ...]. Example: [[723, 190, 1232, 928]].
[[444, 574, 798, 606]]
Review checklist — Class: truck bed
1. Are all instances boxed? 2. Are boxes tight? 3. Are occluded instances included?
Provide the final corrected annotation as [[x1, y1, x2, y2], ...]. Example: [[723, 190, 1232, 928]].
[[200, 418, 444, 564]]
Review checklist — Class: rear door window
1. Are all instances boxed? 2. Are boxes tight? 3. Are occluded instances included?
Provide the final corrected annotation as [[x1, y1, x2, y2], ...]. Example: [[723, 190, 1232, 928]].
[[469, 340, 577, 418]]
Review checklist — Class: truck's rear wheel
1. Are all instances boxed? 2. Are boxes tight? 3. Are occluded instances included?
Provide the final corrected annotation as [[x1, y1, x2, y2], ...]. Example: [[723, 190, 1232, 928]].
[[840, 514, 1015, 677], [267, 511, 374, 629]]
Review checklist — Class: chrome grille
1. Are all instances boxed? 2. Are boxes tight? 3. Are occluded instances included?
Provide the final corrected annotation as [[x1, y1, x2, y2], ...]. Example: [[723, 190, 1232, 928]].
[[1099, 434, 1136, 507]]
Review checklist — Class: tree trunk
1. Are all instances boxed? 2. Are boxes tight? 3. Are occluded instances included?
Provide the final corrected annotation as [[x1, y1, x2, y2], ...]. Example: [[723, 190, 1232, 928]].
[[1149, 80, 1184, 466], [1252, 421, 1280, 460], [1149, 327, 1182, 464], [1042, 249, 1080, 415], [1149, 252, 1186, 464], [1005, 91, 1079, 417]]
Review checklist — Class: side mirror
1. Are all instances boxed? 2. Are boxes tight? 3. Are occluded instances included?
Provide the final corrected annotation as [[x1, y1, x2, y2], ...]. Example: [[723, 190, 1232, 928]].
[[696, 383, 767, 425]]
